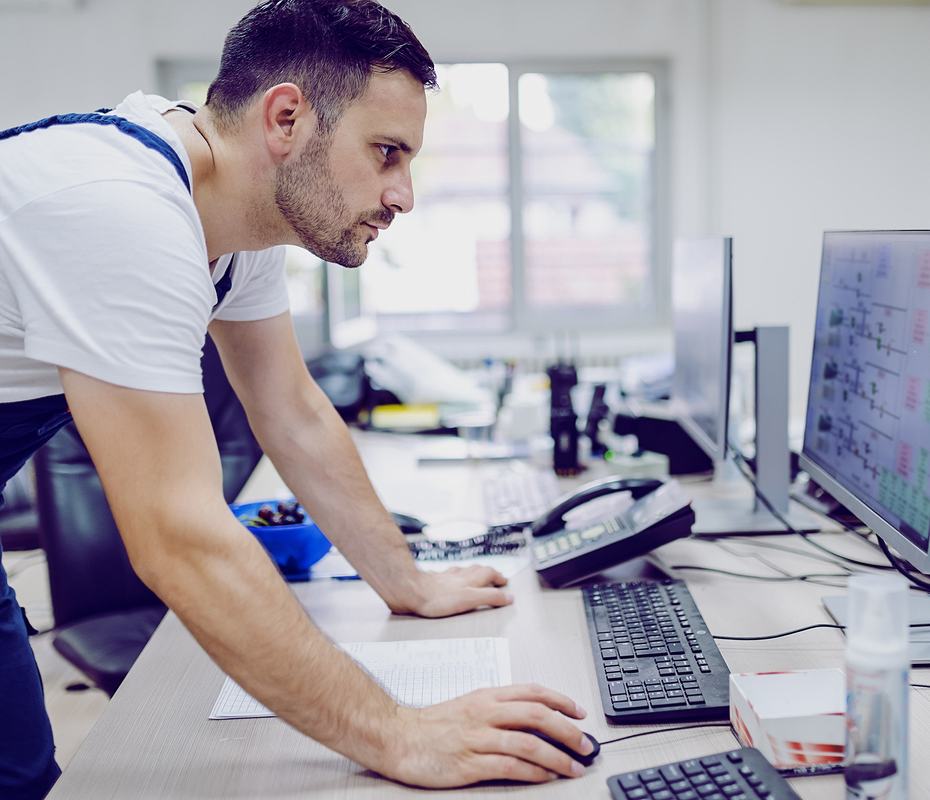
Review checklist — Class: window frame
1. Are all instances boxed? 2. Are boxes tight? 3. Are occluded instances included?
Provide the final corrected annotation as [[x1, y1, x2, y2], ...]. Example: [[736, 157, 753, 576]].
[[157, 57, 672, 343], [376, 58, 671, 338], [508, 59, 671, 335]]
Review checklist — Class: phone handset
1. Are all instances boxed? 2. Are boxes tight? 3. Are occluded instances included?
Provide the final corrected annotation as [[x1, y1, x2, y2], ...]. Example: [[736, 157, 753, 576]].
[[530, 476, 664, 538]]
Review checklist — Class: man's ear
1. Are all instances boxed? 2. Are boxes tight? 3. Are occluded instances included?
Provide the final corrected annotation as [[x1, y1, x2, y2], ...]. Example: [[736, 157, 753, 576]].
[[260, 83, 318, 161]]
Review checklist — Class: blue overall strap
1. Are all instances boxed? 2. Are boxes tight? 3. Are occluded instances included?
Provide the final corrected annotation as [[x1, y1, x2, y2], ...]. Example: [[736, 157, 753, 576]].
[[0, 112, 190, 193], [213, 254, 236, 311], [0, 107, 198, 505]]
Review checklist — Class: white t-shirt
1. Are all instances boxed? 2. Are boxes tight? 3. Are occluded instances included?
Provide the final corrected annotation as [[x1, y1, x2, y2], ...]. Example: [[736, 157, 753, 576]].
[[0, 91, 290, 403]]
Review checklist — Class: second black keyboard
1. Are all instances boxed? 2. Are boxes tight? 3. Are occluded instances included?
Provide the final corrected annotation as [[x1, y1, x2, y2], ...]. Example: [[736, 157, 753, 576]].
[[583, 579, 730, 723], [608, 748, 801, 800]]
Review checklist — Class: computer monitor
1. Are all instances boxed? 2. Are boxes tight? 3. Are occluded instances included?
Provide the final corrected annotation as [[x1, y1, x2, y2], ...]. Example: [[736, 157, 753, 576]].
[[670, 237, 819, 535], [323, 262, 377, 350], [672, 237, 733, 463], [800, 230, 930, 573]]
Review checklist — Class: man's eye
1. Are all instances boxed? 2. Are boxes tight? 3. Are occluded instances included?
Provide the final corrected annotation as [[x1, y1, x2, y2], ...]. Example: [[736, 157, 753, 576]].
[[378, 144, 397, 160]]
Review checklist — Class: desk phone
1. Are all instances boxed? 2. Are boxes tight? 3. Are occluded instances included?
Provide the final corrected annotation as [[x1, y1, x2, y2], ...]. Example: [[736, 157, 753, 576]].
[[530, 477, 695, 587]]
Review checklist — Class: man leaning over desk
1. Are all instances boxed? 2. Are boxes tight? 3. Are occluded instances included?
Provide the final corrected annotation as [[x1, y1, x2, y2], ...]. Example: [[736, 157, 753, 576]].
[[0, 1, 593, 797]]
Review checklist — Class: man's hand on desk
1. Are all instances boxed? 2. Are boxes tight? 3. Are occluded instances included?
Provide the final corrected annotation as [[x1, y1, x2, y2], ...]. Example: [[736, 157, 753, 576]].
[[384, 684, 589, 786], [388, 565, 513, 618]]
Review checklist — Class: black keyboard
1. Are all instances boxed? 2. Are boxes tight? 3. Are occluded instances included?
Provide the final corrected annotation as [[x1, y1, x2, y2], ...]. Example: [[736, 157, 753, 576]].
[[583, 579, 730, 723], [608, 748, 801, 800]]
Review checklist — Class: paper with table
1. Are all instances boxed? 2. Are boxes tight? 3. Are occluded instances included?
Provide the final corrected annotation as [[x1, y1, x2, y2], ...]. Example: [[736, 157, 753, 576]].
[[210, 637, 512, 720]]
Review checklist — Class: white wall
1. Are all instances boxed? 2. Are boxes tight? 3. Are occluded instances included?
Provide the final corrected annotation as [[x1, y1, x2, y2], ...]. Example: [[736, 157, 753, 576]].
[[0, 1, 249, 126], [0, 0, 711, 296], [389, 0, 712, 258], [3, 0, 930, 416], [707, 0, 930, 418]]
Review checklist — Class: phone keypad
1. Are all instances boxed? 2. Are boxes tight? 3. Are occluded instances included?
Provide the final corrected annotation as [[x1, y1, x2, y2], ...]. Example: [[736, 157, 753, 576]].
[[535, 518, 630, 564]]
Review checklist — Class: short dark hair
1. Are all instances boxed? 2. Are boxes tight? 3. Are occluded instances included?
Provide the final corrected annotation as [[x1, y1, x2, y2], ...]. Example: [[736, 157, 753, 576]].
[[206, 0, 437, 133]]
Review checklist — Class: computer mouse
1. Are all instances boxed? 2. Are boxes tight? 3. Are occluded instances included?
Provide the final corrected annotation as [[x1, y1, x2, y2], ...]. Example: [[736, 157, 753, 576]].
[[390, 511, 427, 535], [529, 730, 600, 768]]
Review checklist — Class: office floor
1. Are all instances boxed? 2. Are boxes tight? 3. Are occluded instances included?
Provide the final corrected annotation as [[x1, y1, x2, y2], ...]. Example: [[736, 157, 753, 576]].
[[5, 549, 109, 768]]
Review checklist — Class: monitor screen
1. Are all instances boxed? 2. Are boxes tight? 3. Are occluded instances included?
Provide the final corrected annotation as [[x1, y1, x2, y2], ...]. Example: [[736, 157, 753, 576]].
[[802, 231, 930, 569], [672, 237, 733, 462], [323, 263, 377, 349]]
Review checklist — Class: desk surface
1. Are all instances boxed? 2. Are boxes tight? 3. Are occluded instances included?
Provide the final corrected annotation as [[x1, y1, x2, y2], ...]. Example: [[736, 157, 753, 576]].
[[48, 433, 930, 799]]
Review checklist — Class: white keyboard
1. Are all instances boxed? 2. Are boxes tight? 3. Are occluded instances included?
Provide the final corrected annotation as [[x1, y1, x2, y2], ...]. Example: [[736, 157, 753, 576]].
[[482, 467, 561, 526]]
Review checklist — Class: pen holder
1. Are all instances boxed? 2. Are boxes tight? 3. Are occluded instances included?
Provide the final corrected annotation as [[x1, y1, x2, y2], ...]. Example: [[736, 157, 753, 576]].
[[231, 500, 332, 582]]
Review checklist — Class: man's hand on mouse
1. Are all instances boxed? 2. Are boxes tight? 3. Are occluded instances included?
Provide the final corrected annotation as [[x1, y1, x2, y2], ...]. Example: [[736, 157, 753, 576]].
[[376, 683, 592, 787], [388, 565, 513, 618]]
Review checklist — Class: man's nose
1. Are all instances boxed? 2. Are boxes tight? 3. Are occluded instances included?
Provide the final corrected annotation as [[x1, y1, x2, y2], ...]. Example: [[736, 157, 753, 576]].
[[383, 169, 414, 215]]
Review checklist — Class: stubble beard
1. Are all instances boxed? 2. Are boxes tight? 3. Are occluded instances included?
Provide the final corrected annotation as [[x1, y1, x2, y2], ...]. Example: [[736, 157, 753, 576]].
[[274, 135, 368, 268]]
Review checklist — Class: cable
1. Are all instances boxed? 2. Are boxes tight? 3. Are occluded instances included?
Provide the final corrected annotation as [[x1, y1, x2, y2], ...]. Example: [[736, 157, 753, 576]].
[[828, 515, 888, 553], [712, 623, 844, 641], [407, 527, 526, 561], [598, 722, 734, 748], [724, 445, 801, 535], [699, 537, 854, 589], [876, 537, 930, 593], [712, 622, 930, 642], [796, 531, 894, 572], [705, 536, 855, 570], [597, 722, 847, 779], [728, 445, 893, 571], [669, 565, 851, 583], [911, 684, 930, 689]]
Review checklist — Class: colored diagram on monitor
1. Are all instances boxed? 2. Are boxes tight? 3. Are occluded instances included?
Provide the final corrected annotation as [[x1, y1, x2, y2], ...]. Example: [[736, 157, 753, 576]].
[[805, 234, 930, 549]]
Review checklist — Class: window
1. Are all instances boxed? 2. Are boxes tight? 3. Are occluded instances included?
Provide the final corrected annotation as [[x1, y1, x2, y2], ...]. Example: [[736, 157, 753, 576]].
[[157, 60, 666, 341], [363, 64, 512, 332], [367, 62, 665, 336]]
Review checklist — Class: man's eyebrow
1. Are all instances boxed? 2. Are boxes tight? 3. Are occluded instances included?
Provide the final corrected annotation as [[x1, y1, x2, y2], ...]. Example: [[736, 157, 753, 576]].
[[380, 136, 414, 155]]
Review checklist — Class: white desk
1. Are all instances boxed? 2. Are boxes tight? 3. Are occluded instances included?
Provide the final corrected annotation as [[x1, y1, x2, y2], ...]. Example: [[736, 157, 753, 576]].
[[47, 433, 930, 799]]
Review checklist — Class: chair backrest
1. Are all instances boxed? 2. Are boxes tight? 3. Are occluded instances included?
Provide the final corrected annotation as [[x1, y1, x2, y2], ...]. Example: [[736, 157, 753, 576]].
[[35, 335, 263, 628]]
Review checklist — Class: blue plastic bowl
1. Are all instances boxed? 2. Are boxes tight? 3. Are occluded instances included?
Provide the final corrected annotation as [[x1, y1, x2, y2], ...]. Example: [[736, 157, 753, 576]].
[[231, 500, 332, 582]]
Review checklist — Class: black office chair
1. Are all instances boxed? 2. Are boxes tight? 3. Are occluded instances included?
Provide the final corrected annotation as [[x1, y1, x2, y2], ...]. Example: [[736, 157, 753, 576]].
[[33, 336, 262, 696], [0, 462, 41, 551]]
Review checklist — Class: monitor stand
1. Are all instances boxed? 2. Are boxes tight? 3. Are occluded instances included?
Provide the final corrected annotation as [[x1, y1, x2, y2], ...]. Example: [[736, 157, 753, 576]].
[[822, 594, 930, 666], [691, 459, 824, 536], [691, 327, 825, 536]]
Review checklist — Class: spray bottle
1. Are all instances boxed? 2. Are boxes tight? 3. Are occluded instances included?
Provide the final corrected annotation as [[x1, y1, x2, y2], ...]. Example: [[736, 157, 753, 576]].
[[844, 573, 909, 799]]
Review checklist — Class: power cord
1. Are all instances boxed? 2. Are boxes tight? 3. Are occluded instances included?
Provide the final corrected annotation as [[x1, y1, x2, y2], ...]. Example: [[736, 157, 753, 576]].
[[711, 622, 930, 642], [876, 537, 930, 593], [598, 721, 734, 748], [597, 723, 842, 779], [669, 564, 851, 583], [795, 530, 895, 573], [727, 445, 895, 572], [696, 536, 854, 588], [701, 535, 855, 571]]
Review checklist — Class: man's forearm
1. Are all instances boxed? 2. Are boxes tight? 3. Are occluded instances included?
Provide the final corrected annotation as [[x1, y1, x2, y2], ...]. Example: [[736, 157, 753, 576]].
[[139, 509, 402, 769], [256, 396, 425, 612]]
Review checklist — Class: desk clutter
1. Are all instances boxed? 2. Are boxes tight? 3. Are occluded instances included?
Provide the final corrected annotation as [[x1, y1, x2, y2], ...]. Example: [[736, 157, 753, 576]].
[[231, 499, 331, 581], [729, 669, 845, 770], [406, 526, 527, 561]]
